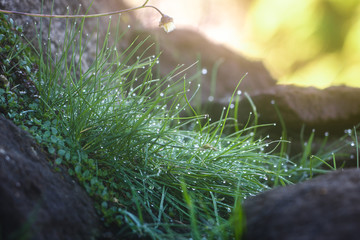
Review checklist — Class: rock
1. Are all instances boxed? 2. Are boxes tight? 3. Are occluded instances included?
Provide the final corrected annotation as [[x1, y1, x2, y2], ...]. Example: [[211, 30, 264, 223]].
[[128, 28, 277, 102], [206, 85, 360, 136], [0, 116, 99, 240], [243, 168, 360, 240], [237, 85, 360, 136], [0, 0, 86, 47]]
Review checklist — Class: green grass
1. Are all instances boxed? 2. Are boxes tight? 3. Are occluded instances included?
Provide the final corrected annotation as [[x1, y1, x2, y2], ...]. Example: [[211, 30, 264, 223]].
[[0, 10, 357, 239]]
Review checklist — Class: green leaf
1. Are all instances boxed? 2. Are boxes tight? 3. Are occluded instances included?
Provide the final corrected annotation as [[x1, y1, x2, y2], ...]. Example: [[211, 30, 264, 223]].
[[51, 127, 58, 135], [50, 135, 58, 144], [55, 158, 62, 165], [68, 169, 74, 176], [91, 177, 98, 185], [65, 152, 71, 161], [101, 201, 108, 209], [58, 149, 66, 156], [43, 130, 51, 138], [48, 146, 55, 154], [75, 165, 81, 174], [82, 170, 90, 178], [43, 120, 51, 129]]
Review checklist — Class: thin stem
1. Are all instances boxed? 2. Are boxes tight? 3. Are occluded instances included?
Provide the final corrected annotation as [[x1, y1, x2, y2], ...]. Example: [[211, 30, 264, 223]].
[[147, 5, 164, 16], [142, 0, 150, 7], [0, 4, 164, 19]]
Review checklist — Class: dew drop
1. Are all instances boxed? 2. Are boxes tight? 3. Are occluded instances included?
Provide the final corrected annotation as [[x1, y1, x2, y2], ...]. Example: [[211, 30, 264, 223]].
[[345, 129, 352, 135]]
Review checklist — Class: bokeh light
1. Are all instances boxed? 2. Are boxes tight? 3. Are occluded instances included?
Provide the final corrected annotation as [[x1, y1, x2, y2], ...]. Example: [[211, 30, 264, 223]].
[[248, 0, 360, 88], [125, 0, 360, 88]]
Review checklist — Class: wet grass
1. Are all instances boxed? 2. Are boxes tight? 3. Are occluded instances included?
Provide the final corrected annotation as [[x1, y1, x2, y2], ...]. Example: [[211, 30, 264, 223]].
[[0, 10, 357, 239]]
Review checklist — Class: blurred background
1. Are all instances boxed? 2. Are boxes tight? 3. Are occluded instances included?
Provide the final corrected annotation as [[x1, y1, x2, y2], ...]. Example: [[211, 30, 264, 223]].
[[124, 0, 360, 88]]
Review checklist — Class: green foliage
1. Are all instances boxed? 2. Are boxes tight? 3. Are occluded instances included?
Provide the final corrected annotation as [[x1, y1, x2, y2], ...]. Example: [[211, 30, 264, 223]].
[[0, 10, 355, 239]]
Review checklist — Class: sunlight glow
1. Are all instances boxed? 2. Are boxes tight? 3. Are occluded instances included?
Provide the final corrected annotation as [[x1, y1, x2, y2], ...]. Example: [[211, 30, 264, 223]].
[[124, 0, 360, 88]]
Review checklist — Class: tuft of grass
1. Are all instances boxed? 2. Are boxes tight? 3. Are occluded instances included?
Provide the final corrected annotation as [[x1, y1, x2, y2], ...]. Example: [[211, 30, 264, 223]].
[[28, 13, 297, 236]]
